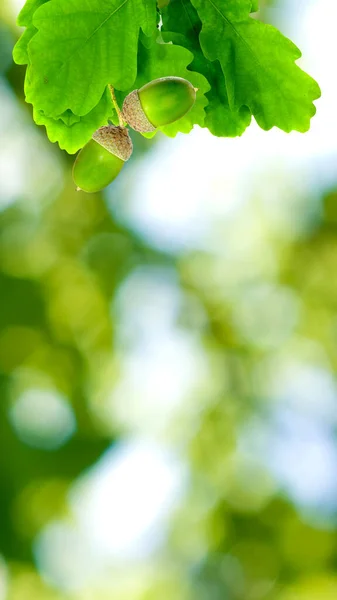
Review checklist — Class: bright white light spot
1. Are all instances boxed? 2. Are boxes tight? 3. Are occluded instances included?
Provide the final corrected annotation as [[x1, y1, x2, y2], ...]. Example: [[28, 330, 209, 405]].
[[109, 267, 208, 435], [269, 411, 337, 512], [270, 363, 337, 426], [0, 80, 63, 210], [241, 359, 337, 515], [114, 266, 182, 343], [266, 362, 337, 512], [9, 388, 76, 450], [35, 522, 98, 591], [111, 332, 206, 435], [70, 439, 186, 562], [9, 0, 27, 18]]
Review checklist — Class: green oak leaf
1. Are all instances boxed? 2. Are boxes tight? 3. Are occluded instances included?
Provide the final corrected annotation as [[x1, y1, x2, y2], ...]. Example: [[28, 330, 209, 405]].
[[251, 1, 259, 12], [13, 27, 36, 65], [14, 0, 115, 152], [117, 38, 210, 137], [17, 0, 51, 27], [13, 0, 51, 65], [57, 110, 81, 127], [24, 0, 157, 117], [190, 0, 321, 132], [34, 88, 116, 154], [161, 0, 251, 137]]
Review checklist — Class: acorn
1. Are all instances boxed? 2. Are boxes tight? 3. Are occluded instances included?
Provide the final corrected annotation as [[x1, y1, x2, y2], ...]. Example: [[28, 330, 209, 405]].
[[122, 77, 197, 133], [73, 125, 133, 193]]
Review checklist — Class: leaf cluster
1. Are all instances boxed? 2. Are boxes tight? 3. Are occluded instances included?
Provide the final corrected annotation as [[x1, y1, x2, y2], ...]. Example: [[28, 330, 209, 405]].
[[13, 0, 321, 153]]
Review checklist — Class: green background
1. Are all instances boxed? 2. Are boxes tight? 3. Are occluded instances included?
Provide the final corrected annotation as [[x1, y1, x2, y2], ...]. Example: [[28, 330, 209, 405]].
[[0, 1, 336, 599]]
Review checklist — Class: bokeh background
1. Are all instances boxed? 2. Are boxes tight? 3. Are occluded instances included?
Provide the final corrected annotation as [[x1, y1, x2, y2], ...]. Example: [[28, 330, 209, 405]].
[[1, 0, 337, 598]]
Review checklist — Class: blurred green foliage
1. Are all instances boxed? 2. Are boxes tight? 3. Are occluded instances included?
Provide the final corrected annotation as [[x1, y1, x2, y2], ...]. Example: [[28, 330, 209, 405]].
[[1, 2, 337, 599]]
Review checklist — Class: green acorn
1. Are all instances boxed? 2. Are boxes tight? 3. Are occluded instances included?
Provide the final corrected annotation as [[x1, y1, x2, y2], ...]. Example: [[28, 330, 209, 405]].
[[73, 125, 133, 193], [122, 77, 197, 133]]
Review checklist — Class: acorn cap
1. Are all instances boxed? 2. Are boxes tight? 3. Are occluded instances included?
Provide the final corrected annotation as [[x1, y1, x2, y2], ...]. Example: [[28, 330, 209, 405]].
[[122, 90, 156, 133], [92, 125, 133, 161]]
